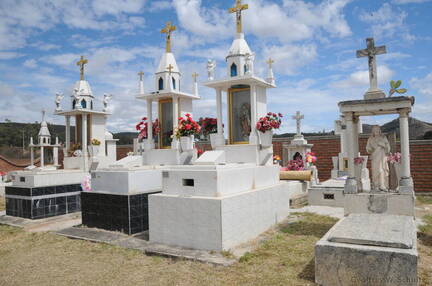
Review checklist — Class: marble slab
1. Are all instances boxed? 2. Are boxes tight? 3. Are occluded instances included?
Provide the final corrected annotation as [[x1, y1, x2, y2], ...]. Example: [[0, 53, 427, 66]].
[[327, 213, 415, 249]]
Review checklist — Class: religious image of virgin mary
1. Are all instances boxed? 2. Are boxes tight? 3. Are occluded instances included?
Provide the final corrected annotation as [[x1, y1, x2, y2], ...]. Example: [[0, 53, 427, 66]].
[[366, 125, 390, 191], [240, 103, 251, 140]]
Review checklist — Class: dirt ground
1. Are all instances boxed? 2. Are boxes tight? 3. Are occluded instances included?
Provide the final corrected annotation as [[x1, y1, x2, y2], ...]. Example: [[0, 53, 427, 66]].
[[0, 197, 431, 286]]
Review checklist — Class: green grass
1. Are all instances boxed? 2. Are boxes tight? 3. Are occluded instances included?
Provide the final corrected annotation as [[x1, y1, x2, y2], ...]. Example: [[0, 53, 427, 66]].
[[417, 195, 432, 205]]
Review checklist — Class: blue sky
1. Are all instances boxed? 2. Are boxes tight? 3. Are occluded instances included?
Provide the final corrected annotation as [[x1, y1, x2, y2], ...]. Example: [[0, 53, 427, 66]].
[[0, 0, 431, 134]]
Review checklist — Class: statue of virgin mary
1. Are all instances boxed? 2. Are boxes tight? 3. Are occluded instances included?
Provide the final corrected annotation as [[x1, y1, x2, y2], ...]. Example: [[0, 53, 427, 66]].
[[366, 125, 390, 191]]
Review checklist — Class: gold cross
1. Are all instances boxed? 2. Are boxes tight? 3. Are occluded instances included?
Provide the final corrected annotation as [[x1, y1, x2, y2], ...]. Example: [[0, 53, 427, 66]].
[[166, 64, 174, 74], [138, 71, 144, 81], [266, 57, 274, 69], [192, 72, 198, 81], [161, 21, 176, 53], [76, 56, 88, 80], [228, 0, 248, 33]]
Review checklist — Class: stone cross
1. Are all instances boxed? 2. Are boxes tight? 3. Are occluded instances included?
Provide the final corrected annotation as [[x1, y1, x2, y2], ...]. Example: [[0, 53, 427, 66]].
[[192, 72, 198, 82], [161, 21, 176, 53], [138, 71, 144, 81], [228, 0, 248, 34], [292, 111, 304, 136], [356, 38, 386, 92], [76, 56, 88, 81], [166, 64, 174, 74]]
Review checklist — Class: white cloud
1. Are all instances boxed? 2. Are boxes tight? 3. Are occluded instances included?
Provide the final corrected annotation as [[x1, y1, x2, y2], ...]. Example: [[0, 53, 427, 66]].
[[0, 51, 23, 59], [330, 65, 394, 90], [359, 3, 415, 41], [23, 59, 38, 68], [149, 1, 172, 11], [410, 73, 432, 96], [262, 44, 317, 75]]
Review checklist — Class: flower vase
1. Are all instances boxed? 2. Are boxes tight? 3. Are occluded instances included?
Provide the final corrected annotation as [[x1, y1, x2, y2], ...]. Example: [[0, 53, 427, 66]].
[[393, 162, 402, 185], [88, 145, 99, 157], [180, 136, 194, 151], [260, 130, 273, 147], [209, 133, 218, 149]]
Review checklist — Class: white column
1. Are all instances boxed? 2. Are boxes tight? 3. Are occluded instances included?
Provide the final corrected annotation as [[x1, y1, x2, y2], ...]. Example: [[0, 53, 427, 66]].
[[82, 114, 88, 170], [65, 115, 71, 152], [146, 99, 153, 150], [344, 113, 358, 194], [171, 96, 179, 149], [216, 88, 224, 145], [249, 84, 258, 144], [352, 116, 359, 157], [54, 147, 58, 166], [40, 146, 44, 168], [399, 110, 413, 194], [30, 146, 34, 166]]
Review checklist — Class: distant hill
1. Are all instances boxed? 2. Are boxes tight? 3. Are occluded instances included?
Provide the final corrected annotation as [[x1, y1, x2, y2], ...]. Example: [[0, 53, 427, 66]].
[[362, 117, 432, 140], [114, 132, 138, 145]]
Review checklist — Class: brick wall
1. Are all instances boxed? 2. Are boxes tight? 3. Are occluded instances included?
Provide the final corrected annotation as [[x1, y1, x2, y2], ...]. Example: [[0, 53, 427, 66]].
[[274, 136, 432, 194]]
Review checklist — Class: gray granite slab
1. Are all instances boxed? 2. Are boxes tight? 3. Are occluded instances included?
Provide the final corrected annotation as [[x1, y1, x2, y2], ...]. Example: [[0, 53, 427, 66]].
[[327, 213, 415, 249]]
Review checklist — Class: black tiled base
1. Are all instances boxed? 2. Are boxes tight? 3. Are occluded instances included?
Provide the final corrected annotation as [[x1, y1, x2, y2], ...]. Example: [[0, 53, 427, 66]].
[[5, 184, 82, 219], [81, 191, 160, 235]]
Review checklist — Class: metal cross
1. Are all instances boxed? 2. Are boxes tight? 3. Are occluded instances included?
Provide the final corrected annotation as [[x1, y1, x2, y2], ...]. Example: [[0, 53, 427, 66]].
[[138, 71, 144, 81], [76, 56, 88, 81], [192, 72, 198, 82], [266, 57, 274, 69], [356, 38, 386, 91], [228, 0, 248, 33], [166, 64, 174, 74], [161, 21, 176, 53]]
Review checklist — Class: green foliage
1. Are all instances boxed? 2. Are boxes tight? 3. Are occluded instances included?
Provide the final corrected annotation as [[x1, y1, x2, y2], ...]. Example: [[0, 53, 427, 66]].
[[389, 80, 407, 96]]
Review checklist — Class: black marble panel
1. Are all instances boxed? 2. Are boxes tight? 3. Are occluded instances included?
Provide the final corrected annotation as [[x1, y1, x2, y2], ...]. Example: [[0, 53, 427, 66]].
[[5, 187, 31, 196], [81, 191, 160, 235]]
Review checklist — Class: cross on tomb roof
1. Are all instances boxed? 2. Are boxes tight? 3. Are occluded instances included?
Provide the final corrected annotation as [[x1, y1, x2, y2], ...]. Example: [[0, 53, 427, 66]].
[[161, 22, 176, 53], [138, 71, 144, 81], [356, 38, 386, 92], [76, 56, 88, 81], [228, 0, 248, 34], [292, 111, 304, 136]]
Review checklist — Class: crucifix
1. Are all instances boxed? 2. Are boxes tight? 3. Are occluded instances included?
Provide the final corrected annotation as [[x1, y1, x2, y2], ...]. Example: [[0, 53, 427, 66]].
[[266, 57, 274, 69], [292, 111, 304, 136], [192, 72, 198, 82], [161, 21, 176, 53], [228, 0, 248, 34], [76, 56, 88, 81], [356, 38, 386, 93], [138, 71, 144, 81], [166, 64, 174, 75]]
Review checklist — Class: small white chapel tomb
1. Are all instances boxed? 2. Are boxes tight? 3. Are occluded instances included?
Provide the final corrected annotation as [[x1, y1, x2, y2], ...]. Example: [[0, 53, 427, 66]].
[[82, 22, 201, 235], [315, 38, 418, 286], [148, 1, 304, 251]]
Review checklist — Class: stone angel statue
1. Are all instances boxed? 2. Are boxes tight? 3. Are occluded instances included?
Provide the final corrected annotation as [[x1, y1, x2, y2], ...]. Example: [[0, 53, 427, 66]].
[[55, 92, 64, 111], [73, 88, 81, 109], [103, 93, 113, 112], [245, 53, 255, 75], [207, 59, 216, 80]]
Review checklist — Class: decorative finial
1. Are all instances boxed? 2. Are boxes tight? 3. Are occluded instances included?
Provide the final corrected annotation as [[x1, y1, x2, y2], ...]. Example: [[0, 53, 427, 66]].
[[76, 56, 88, 81], [266, 57, 274, 69], [55, 92, 64, 111], [161, 21, 176, 53], [103, 94, 112, 112], [166, 64, 174, 74], [192, 72, 199, 82], [138, 71, 144, 81], [42, 109, 46, 121], [228, 0, 248, 34]]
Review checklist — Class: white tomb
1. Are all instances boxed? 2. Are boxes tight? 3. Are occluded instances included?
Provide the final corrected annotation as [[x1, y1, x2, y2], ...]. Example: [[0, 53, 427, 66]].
[[148, 1, 303, 251], [315, 38, 418, 286], [84, 22, 201, 235]]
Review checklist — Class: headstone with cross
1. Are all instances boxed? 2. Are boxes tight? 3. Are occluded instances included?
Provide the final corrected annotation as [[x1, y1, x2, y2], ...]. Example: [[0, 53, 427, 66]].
[[356, 38, 387, 99], [161, 22, 176, 53], [228, 0, 248, 34], [292, 111, 304, 137], [76, 56, 88, 81]]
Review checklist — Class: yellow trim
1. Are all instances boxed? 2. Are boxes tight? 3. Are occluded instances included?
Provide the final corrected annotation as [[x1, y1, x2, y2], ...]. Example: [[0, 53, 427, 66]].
[[158, 98, 173, 149], [228, 87, 250, 145]]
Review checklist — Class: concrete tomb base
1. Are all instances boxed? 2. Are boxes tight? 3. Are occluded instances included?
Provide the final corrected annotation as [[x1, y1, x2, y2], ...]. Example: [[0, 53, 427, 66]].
[[308, 179, 345, 207], [315, 213, 418, 286], [81, 166, 163, 234], [344, 192, 415, 216], [5, 170, 86, 219]]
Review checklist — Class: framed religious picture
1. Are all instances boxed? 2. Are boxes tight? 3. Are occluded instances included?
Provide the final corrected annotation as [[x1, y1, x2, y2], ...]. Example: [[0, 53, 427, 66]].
[[228, 86, 251, 144], [158, 99, 173, 149]]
